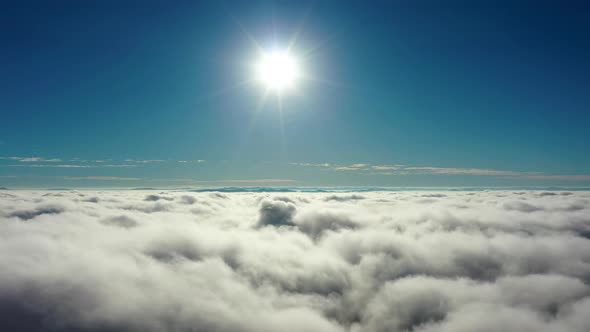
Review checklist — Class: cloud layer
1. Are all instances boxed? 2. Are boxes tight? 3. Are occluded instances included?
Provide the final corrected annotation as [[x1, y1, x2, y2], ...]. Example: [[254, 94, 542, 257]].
[[1, 190, 590, 331]]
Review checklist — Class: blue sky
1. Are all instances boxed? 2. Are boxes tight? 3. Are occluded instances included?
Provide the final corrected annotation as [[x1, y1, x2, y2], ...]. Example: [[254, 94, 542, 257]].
[[1, 0, 589, 188]]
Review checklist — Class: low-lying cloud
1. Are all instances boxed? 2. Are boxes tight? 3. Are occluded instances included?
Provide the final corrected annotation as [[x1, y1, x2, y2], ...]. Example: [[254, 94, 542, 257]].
[[1, 190, 589, 331]]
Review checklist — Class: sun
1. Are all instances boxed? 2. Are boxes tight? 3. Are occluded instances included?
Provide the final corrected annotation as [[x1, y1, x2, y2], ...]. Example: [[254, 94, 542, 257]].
[[255, 50, 300, 92]]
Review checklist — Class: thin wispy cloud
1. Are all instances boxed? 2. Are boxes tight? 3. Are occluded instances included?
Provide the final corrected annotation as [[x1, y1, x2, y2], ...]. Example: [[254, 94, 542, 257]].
[[294, 162, 528, 175], [0, 156, 62, 162], [70, 158, 110, 163], [5, 164, 138, 168], [371, 165, 401, 171], [178, 160, 206, 163], [404, 167, 528, 176], [222, 178, 296, 183], [0, 156, 207, 170], [333, 165, 367, 171], [124, 159, 166, 164], [3, 156, 589, 185], [63, 176, 143, 181], [162, 178, 297, 184], [290, 162, 332, 168], [524, 175, 590, 181], [7, 164, 94, 168], [292, 162, 590, 181]]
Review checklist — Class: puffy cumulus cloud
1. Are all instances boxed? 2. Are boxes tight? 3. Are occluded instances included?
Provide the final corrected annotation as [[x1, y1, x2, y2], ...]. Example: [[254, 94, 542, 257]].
[[257, 199, 297, 227], [0, 190, 590, 332]]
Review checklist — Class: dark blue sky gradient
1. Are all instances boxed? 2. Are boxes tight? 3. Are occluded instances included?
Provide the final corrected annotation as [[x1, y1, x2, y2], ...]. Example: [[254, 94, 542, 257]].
[[1, 0, 589, 187]]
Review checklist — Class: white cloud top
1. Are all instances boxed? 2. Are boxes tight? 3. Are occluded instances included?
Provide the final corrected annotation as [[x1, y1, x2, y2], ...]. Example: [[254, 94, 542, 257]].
[[0, 190, 589, 331]]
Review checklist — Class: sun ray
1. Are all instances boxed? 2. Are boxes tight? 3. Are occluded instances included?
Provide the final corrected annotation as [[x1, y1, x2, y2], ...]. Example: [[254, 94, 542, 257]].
[[247, 88, 271, 134], [286, 3, 313, 54], [277, 94, 288, 161]]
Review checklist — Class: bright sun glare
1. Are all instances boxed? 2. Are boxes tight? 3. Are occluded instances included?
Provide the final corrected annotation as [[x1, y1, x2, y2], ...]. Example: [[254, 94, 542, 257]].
[[256, 50, 300, 92]]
